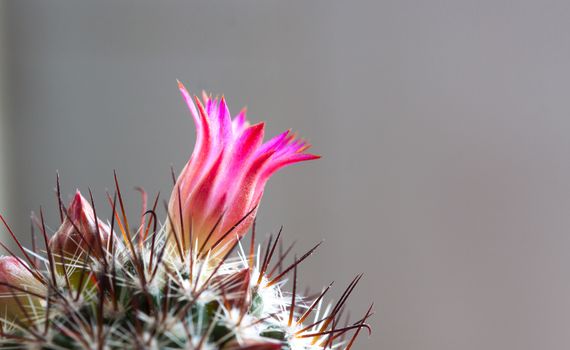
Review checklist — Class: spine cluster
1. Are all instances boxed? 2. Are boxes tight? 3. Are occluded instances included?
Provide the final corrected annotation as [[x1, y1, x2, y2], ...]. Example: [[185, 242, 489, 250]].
[[0, 179, 371, 349]]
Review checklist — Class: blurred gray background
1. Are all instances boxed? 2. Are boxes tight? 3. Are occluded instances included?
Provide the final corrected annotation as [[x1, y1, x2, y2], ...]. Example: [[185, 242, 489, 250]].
[[2, 1, 570, 349]]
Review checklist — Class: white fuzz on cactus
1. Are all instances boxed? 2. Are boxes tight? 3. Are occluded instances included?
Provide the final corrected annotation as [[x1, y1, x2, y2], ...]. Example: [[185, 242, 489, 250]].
[[0, 82, 372, 349]]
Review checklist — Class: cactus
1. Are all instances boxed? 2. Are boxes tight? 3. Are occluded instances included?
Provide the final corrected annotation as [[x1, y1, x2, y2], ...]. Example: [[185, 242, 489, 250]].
[[0, 82, 372, 349]]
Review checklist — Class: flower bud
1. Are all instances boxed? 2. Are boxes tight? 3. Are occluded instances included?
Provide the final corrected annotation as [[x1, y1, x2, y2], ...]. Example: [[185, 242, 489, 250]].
[[50, 190, 111, 261], [49, 191, 112, 288], [0, 256, 45, 324]]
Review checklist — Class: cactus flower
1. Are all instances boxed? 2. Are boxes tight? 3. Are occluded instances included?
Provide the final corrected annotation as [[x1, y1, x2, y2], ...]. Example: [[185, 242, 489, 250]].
[[50, 191, 111, 261], [0, 256, 45, 324], [168, 82, 319, 257]]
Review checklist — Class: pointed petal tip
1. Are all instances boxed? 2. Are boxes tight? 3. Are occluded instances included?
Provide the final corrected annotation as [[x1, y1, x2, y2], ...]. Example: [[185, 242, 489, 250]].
[[201, 90, 211, 103], [71, 190, 84, 206], [177, 79, 187, 91], [194, 94, 203, 106], [252, 121, 265, 129], [297, 153, 321, 162], [69, 190, 86, 219]]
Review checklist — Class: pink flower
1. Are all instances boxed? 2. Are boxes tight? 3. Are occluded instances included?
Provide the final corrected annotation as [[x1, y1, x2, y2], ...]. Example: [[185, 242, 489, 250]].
[[0, 256, 45, 323], [49, 191, 111, 261], [168, 82, 319, 257]]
